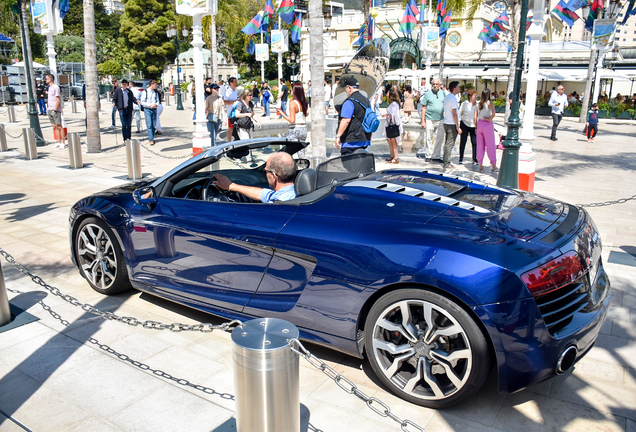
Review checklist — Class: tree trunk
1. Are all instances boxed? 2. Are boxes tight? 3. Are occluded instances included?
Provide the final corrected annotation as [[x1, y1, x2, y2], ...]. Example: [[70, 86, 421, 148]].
[[504, 0, 521, 123], [438, 37, 446, 82], [209, 15, 217, 82], [363, 0, 370, 41], [20, 1, 37, 104], [84, 0, 101, 152], [579, 49, 596, 123], [309, 0, 326, 163]]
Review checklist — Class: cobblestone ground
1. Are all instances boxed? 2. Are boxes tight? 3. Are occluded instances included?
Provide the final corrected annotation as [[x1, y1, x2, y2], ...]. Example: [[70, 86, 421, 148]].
[[0, 101, 634, 432]]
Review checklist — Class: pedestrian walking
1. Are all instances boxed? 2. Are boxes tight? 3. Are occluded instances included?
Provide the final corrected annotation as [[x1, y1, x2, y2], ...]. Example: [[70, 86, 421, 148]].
[[403, 84, 415, 123], [586, 103, 599, 143], [205, 83, 224, 147], [109, 79, 119, 129], [334, 77, 373, 155], [306, 80, 312, 107], [548, 85, 568, 141], [156, 91, 164, 135], [324, 79, 331, 115], [36, 77, 46, 115], [140, 80, 161, 145], [261, 83, 272, 118], [458, 89, 478, 165], [278, 78, 289, 118], [233, 88, 261, 141], [223, 77, 239, 142], [417, 77, 428, 119], [113, 79, 135, 142], [418, 78, 446, 161], [252, 84, 260, 108], [384, 88, 402, 164], [474, 89, 498, 174], [45, 73, 65, 147], [280, 84, 309, 156], [442, 81, 462, 170], [130, 82, 143, 134]]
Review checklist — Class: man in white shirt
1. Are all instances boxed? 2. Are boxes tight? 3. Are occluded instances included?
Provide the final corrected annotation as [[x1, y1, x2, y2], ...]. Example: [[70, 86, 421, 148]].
[[442, 81, 462, 169], [417, 77, 428, 119], [548, 85, 568, 141], [140, 80, 160, 145], [223, 77, 239, 142]]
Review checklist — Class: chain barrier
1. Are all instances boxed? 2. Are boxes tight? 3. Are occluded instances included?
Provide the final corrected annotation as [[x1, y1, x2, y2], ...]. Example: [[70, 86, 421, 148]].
[[0, 108, 8, 115], [3, 129, 23, 140], [0, 246, 241, 333], [3, 286, 236, 400], [577, 194, 636, 208], [99, 144, 126, 154], [288, 338, 426, 432], [140, 142, 192, 160], [13, 106, 27, 112]]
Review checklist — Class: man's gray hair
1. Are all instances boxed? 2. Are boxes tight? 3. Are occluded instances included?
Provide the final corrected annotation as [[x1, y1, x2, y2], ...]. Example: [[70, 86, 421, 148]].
[[269, 152, 296, 183]]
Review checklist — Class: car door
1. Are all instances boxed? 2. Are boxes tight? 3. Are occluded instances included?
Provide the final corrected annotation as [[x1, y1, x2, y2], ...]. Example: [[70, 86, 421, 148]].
[[128, 197, 297, 312]]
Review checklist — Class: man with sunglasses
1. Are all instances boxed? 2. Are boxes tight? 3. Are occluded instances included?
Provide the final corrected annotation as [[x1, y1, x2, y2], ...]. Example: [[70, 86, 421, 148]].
[[418, 78, 446, 162], [212, 152, 297, 203]]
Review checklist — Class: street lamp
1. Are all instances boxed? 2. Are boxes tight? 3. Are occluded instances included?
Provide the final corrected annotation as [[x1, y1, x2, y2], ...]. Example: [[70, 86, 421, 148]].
[[286, 53, 299, 81], [166, 23, 184, 110]]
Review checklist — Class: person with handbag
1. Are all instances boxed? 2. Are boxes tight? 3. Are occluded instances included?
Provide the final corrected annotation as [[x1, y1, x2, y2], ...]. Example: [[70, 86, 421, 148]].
[[205, 83, 224, 146], [279, 83, 309, 158], [384, 88, 402, 164], [233, 90, 261, 141]]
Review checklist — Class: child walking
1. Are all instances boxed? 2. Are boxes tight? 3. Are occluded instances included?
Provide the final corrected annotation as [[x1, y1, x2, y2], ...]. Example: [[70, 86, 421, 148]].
[[586, 103, 599, 143]]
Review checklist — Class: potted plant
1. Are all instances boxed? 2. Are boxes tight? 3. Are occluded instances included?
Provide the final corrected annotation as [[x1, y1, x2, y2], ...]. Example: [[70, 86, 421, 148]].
[[598, 101, 610, 118], [536, 97, 551, 115], [628, 108, 635, 120], [615, 103, 632, 119], [568, 103, 582, 117], [494, 97, 506, 113], [380, 95, 388, 108]]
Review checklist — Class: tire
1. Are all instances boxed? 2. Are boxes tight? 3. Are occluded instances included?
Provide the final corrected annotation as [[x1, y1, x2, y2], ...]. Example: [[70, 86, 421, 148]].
[[75, 217, 131, 295], [364, 288, 492, 408]]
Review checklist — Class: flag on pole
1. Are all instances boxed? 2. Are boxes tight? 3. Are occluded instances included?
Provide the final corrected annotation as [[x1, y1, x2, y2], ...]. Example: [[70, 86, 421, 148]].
[[492, 9, 510, 31], [419, 0, 426, 22], [277, 0, 296, 24], [353, 24, 366, 48], [436, 0, 446, 26], [552, 0, 579, 27], [368, 13, 374, 39], [488, 23, 499, 38], [290, 13, 302, 43], [478, 26, 499, 45], [247, 38, 255, 55], [262, 0, 275, 32], [242, 11, 265, 35], [623, 0, 636, 25], [400, 0, 419, 35], [585, 0, 603, 32], [439, 8, 452, 38], [58, 0, 70, 18], [565, 0, 588, 12]]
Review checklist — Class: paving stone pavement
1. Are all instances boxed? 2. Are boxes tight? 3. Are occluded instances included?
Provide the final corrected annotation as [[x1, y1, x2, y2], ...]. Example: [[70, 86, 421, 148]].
[[0, 102, 635, 432]]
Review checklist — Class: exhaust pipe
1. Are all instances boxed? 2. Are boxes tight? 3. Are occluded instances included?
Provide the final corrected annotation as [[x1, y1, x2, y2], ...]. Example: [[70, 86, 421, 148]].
[[556, 346, 577, 374]]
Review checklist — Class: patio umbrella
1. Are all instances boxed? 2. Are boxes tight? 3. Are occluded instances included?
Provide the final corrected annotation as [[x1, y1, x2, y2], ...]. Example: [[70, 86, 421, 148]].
[[13, 60, 46, 68]]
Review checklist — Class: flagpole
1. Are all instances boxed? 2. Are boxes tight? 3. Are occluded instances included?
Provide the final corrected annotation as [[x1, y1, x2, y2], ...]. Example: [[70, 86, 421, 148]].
[[278, 16, 283, 85], [261, 33, 265, 83]]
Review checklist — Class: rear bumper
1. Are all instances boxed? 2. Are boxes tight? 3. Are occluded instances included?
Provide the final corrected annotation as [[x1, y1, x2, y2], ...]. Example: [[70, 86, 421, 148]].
[[475, 266, 610, 394]]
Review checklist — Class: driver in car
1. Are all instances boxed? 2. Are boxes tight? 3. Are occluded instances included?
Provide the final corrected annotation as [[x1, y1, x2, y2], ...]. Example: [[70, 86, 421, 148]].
[[212, 152, 298, 203]]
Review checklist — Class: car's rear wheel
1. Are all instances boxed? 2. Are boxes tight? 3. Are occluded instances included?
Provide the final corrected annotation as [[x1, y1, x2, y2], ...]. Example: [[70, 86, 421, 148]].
[[364, 289, 492, 408], [75, 217, 130, 295]]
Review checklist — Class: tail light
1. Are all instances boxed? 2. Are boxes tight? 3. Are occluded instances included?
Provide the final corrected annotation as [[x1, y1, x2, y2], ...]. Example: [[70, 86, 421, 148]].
[[521, 251, 585, 297]]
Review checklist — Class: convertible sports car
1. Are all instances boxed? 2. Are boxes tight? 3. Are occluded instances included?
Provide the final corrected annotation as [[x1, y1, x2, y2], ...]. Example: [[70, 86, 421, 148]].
[[69, 138, 610, 408]]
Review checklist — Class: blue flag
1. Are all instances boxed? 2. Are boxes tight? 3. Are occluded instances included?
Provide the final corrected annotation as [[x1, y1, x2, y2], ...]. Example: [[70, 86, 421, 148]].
[[247, 38, 255, 55], [565, 0, 588, 11], [58, 0, 70, 18]]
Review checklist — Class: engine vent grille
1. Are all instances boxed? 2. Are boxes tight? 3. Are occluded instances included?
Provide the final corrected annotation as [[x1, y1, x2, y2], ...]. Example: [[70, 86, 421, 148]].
[[534, 275, 590, 335], [343, 180, 491, 214]]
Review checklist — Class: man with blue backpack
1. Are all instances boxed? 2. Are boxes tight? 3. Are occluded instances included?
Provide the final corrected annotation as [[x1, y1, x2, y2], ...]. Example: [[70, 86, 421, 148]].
[[334, 76, 379, 156]]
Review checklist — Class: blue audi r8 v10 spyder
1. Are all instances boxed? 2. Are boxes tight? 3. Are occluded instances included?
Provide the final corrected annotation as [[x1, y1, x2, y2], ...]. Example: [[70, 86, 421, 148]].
[[70, 138, 610, 408]]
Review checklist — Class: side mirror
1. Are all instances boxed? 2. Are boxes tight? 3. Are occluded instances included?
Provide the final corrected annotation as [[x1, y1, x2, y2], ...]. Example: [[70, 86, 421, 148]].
[[295, 158, 310, 170], [133, 186, 157, 207]]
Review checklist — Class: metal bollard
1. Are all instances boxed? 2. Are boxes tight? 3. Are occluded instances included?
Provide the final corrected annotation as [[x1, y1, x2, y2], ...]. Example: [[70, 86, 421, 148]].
[[22, 128, 37, 160], [68, 132, 83, 168], [125, 139, 142, 179], [71, 99, 78, 113], [164, 92, 170, 106], [0, 260, 10, 327], [232, 318, 300, 432], [8, 105, 16, 123], [0, 124, 7, 152]]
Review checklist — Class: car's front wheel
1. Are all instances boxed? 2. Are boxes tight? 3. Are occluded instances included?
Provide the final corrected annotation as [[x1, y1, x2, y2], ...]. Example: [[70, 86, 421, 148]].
[[365, 289, 492, 408], [75, 217, 131, 295]]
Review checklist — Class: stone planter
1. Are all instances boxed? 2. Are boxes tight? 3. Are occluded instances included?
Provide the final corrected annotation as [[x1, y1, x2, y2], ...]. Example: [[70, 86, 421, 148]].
[[536, 107, 551, 115], [616, 111, 632, 119], [598, 110, 610, 118], [495, 105, 505, 113]]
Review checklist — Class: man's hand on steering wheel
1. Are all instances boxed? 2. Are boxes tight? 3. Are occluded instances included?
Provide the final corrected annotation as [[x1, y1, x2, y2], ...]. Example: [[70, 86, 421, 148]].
[[212, 174, 232, 191]]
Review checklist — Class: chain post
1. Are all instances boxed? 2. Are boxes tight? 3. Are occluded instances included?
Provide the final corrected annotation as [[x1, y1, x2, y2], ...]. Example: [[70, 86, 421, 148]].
[[0, 124, 8, 152], [232, 318, 300, 432], [0, 260, 11, 326], [68, 132, 83, 169], [125, 139, 143, 179], [22, 128, 38, 160], [8, 105, 16, 123]]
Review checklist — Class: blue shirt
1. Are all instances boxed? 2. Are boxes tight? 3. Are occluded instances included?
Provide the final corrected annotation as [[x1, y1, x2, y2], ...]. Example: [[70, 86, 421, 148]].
[[260, 184, 297, 203], [340, 99, 370, 148]]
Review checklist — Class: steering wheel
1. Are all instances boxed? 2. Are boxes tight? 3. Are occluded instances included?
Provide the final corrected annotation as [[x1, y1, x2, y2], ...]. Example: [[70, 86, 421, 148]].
[[202, 178, 230, 202]]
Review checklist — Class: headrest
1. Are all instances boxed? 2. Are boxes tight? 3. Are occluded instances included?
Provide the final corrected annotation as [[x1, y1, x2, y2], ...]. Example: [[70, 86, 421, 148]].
[[294, 168, 317, 196]]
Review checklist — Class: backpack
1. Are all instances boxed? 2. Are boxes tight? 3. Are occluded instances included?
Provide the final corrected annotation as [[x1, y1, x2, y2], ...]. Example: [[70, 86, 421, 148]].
[[349, 98, 380, 133], [228, 101, 240, 126]]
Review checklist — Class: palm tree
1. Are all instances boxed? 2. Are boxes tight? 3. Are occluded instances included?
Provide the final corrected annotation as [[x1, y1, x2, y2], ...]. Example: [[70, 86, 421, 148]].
[[84, 0, 101, 152], [209, 15, 218, 81], [309, 0, 326, 163]]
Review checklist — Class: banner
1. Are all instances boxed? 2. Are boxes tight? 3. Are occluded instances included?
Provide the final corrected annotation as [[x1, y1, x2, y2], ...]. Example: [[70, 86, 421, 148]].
[[271, 30, 289, 53], [420, 26, 439, 52], [176, 0, 217, 16], [592, 18, 616, 49], [30, 0, 63, 34], [255, 43, 270, 61]]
